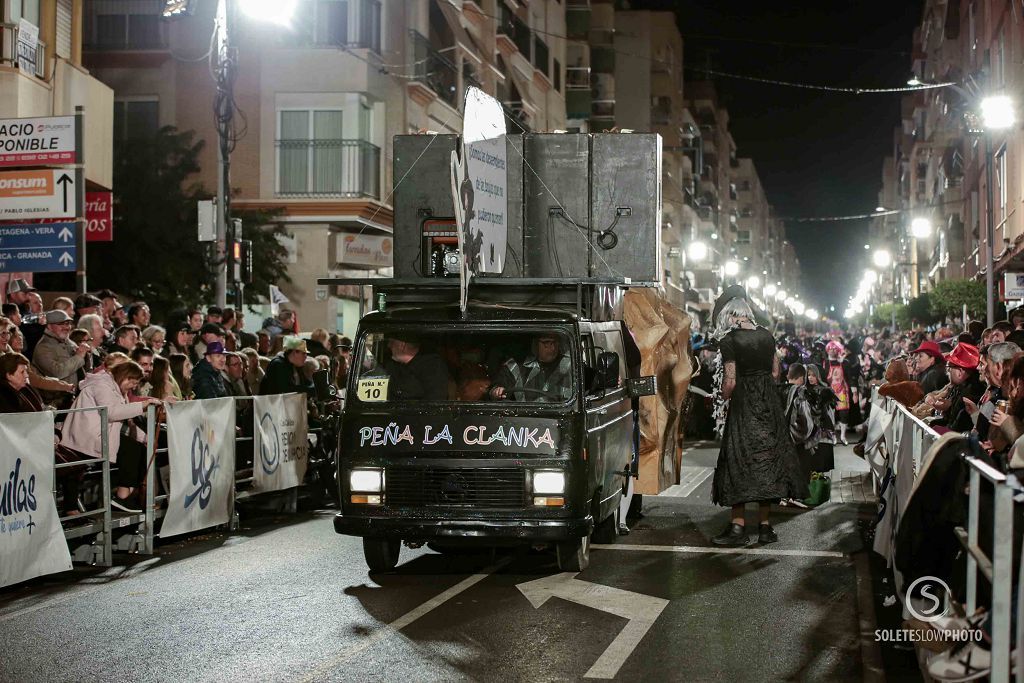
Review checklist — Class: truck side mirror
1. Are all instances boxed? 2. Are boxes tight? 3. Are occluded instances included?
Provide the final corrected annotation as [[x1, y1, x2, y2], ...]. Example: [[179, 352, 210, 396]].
[[597, 351, 620, 390], [627, 376, 657, 397]]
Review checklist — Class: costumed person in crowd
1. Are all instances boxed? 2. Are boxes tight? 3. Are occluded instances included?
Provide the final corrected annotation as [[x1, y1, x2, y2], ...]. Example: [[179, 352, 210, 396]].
[[804, 364, 838, 475], [710, 286, 808, 546], [824, 340, 853, 445]]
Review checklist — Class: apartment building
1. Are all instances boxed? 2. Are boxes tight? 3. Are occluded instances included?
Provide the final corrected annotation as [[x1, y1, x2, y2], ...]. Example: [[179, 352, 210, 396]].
[[876, 0, 1023, 310], [82, 0, 566, 332], [0, 0, 114, 291]]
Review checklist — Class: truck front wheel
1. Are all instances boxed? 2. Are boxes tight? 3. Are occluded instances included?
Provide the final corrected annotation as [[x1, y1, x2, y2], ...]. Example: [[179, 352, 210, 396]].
[[555, 533, 590, 571], [363, 537, 401, 572]]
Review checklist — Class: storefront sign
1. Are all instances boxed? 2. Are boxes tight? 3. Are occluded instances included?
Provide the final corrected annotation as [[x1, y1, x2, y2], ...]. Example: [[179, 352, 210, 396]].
[[1004, 272, 1024, 300], [0, 169, 76, 220], [86, 192, 113, 242], [337, 233, 392, 268]]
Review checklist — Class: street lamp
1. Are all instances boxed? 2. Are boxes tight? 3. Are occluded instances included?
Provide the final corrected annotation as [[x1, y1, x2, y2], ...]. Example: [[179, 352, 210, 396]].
[[981, 95, 1016, 130], [724, 260, 740, 277], [209, 0, 297, 307], [873, 249, 892, 269], [688, 240, 708, 262], [776, 289, 787, 302], [911, 217, 933, 238], [746, 275, 761, 290], [764, 283, 778, 297]]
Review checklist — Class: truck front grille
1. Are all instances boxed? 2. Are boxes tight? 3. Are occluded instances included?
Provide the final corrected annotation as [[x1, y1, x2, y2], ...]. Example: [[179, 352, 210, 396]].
[[385, 467, 527, 509]]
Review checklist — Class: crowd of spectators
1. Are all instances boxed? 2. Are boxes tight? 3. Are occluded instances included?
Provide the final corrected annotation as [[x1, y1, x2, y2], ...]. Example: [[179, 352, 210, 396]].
[[0, 278, 352, 514], [696, 311, 1024, 682]]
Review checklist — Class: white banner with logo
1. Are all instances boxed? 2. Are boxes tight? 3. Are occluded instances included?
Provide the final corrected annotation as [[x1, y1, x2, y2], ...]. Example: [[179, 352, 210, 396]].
[[161, 398, 236, 538], [0, 412, 72, 588], [253, 393, 309, 492]]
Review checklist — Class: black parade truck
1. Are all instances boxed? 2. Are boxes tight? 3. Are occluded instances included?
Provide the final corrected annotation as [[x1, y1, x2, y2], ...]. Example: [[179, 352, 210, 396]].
[[320, 131, 663, 572]]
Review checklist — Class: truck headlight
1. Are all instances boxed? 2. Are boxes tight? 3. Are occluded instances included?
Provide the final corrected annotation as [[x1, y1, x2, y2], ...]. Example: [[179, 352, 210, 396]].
[[349, 468, 383, 493], [532, 470, 565, 495]]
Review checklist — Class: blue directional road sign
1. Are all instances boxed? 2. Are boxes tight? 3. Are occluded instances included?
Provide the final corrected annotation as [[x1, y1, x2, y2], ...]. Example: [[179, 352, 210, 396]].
[[0, 222, 77, 273]]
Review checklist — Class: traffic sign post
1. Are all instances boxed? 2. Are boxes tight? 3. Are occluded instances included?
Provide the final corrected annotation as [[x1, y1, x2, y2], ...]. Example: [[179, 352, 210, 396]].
[[0, 222, 77, 273], [75, 106, 85, 293]]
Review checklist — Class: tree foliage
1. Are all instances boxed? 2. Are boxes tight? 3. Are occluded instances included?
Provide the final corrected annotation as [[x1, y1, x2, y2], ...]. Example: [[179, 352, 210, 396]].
[[906, 293, 938, 326], [929, 279, 987, 320], [86, 127, 289, 321]]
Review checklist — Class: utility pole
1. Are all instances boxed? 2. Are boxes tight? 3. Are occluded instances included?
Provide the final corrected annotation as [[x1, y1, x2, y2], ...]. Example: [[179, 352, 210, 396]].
[[985, 131, 996, 327]]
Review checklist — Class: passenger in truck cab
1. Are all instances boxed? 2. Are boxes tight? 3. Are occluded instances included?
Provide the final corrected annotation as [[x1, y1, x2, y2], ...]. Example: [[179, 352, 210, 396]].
[[488, 333, 572, 403], [383, 334, 449, 401]]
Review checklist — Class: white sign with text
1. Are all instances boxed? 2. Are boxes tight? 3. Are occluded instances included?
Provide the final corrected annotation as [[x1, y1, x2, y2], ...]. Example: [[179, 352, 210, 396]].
[[253, 393, 309, 493], [0, 412, 73, 588]]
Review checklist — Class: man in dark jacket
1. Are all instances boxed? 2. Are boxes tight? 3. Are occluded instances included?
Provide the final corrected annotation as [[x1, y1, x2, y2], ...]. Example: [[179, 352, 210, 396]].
[[910, 341, 949, 394], [192, 341, 230, 399], [260, 336, 314, 396]]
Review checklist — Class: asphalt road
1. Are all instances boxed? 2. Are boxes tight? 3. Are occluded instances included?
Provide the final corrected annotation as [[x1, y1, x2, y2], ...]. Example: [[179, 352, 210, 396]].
[[0, 443, 905, 682]]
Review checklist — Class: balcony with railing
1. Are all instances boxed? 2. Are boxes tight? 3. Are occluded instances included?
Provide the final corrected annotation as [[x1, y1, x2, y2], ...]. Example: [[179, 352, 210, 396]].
[[1, 23, 47, 78], [566, 0, 591, 39], [276, 139, 380, 199], [409, 30, 458, 110], [497, 3, 532, 58]]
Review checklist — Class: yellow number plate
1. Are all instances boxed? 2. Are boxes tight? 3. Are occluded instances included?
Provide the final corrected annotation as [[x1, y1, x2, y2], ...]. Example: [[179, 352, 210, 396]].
[[356, 378, 389, 402]]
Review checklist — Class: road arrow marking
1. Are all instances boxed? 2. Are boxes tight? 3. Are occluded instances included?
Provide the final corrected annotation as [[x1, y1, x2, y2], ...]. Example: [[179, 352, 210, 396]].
[[56, 173, 72, 212], [58, 252, 73, 267], [517, 572, 668, 679], [58, 226, 73, 243]]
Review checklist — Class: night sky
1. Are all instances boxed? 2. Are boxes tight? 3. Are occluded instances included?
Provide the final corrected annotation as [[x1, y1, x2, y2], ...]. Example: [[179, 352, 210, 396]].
[[634, 0, 924, 313]]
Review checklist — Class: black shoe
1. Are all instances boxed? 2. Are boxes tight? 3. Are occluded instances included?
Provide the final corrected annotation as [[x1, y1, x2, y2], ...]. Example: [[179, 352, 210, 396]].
[[758, 524, 778, 544], [712, 523, 749, 546], [111, 496, 141, 514], [618, 521, 631, 536]]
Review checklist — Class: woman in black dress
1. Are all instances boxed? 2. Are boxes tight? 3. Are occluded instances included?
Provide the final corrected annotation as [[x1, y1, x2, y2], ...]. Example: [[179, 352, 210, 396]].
[[711, 291, 808, 546]]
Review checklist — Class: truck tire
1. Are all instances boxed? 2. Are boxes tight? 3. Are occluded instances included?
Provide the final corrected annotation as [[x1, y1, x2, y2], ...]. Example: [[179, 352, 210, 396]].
[[363, 537, 401, 572], [555, 534, 590, 571]]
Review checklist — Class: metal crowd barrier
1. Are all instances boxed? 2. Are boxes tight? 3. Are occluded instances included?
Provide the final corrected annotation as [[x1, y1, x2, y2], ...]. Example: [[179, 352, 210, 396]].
[[54, 405, 113, 567], [870, 394, 1023, 683], [954, 457, 1019, 683]]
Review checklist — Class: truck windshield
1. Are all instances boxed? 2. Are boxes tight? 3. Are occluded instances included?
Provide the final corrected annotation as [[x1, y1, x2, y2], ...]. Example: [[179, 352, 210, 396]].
[[353, 329, 575, 404]]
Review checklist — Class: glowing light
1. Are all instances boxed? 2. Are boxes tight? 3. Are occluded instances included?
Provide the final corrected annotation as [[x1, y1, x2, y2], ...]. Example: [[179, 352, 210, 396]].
[[981, 95, 1016, 130], [873, 249, 892, 269], [688, 241, 708, 261], [239, 0, 297, 26]]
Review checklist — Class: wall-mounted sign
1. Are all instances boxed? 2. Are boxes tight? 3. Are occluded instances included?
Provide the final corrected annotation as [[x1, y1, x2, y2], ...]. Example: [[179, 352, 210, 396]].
[[336, 233, 392, 268], [0, 116, 75, 168], [1004, 272, 1024, 300], [16, 19, 38, 77]]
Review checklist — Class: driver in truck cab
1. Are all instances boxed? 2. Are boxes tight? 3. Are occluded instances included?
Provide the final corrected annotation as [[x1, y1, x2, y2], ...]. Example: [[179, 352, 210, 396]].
[[487, 333, 572, 403], [384, 334, 450, 401]]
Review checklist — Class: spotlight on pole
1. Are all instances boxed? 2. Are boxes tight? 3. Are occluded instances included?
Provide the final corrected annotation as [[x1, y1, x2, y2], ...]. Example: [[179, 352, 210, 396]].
[[911, 217, 933, 239], [688, 240, 708, 262], [240, 0, 297, 26], [981, 95, 1016, 130], [872, 249, 893, 269]]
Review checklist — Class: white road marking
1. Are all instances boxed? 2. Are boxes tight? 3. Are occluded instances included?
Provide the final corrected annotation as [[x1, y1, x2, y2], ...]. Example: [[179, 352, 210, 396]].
[[296, 558, 510, 682], [517, 572, 669, 679], [592, 543, 845, 558], [658, 466, 714, 497]]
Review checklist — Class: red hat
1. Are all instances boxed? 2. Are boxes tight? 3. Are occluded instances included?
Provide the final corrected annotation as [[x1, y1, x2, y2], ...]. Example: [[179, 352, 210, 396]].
[[945, 342, 980, 370], [911, 340, 946, 362]]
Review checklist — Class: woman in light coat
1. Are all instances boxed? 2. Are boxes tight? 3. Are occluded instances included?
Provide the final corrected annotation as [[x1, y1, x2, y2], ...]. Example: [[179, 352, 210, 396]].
[[61, 360, 160, 512]]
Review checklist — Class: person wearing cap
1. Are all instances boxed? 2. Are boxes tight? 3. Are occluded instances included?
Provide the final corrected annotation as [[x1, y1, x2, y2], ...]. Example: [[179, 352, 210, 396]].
[[6, 278, 35, 314], [193, 322, 225, 360], [259, 336, 315, 396], [191, 341, 230, 400], [32, 310, 91, 392], [910, 340, 949, 395], [930, 343, 985, 433]]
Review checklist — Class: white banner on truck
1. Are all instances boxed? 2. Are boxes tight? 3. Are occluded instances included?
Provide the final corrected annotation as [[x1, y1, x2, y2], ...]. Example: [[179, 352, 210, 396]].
[[0, 412, 73, 588], [253, 393, 309, 493], [161, 398, 236, 538]]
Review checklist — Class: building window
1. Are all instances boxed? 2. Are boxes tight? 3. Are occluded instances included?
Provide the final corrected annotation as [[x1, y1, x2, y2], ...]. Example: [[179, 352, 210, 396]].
[[276, 108, 381, 198], [113, 99, 159, 143], [86, 2, 164, 50], [298, 0, 380, 52], [553, 58, 561, 92], [9, 0, 40, 25], [996, 145, 1008, 224]]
